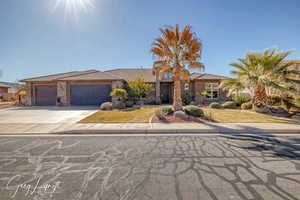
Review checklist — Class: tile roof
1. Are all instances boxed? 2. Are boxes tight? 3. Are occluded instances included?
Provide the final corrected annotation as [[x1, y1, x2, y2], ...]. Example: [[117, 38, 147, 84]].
[[191, 73, 228, 80], [58, 71, 123, 81], [281, 60, 300, 64], [20, 70, 99, 82], [105, 68, 156, 82], [0, 83, 10, 88], [20, 68, 228, 83]]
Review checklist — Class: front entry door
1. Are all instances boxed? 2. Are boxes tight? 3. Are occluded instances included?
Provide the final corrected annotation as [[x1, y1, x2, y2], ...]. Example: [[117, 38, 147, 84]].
[[161, 84, 172, 104]]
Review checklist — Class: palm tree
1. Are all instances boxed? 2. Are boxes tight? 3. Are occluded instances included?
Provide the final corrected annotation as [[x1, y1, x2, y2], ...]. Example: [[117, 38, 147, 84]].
[[221, 48, 300, 112], [151, 25, 204, 111]]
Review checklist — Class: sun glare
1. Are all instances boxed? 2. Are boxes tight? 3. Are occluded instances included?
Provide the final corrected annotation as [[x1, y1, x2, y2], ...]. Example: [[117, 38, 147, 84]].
[[53, 0, 95, 15]]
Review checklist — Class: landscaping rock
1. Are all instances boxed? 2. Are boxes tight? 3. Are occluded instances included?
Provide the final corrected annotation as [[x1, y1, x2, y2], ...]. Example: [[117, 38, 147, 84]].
[[100, 102, 113, 110], [253, 105, 269, 113], [113, 101, 126, 109], [125, 101, 134, 107], [269, 106, 289, 117], [174, 110, 189, 120]]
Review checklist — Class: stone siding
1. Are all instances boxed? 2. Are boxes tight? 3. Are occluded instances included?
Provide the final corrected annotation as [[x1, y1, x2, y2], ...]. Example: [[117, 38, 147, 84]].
[[193, 80, 228, 104], [57, 81, 68, 106]]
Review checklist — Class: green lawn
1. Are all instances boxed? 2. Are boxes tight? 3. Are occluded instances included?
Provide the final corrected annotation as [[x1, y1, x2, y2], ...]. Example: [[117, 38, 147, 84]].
[[202, 108, 292, 123], [80, 107, 157, 123]]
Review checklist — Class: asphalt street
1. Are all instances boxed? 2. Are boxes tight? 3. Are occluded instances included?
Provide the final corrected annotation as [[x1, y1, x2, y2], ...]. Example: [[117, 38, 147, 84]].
[[0, 134, 300, 200]]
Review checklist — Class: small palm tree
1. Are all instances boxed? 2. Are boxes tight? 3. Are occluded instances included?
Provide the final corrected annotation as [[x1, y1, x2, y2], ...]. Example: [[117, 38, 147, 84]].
[[151, 25, 204, 111], [221, 48, 300, 111]]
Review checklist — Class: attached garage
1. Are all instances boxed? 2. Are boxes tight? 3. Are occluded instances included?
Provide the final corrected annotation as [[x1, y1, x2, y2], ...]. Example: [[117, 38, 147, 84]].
[[21, 70, 123, 106], [70, 84, 112, 106], [35, 85, 57, 106]]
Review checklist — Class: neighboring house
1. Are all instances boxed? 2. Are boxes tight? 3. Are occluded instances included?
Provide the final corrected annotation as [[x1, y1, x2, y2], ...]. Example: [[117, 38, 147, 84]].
[[0, 83, 10, 100], [0, 82, 23, 101], [20, 68, 228, 106]]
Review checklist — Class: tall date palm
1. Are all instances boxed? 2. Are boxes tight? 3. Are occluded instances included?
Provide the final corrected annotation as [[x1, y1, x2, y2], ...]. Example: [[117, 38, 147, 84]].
[[151, 25, 204, 111]]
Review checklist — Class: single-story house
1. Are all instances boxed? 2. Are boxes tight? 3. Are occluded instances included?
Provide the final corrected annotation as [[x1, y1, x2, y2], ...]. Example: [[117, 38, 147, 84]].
[[0, 83, 10, 100], [20, 68, 228, 106]]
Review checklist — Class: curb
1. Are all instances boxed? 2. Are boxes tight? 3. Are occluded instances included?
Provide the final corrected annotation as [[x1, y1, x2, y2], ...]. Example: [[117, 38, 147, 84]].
[[0, 129, 299, 135]]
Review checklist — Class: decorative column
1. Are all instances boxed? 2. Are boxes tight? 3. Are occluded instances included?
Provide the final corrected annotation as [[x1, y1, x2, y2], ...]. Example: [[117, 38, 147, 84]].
[[57, 81, 68, 106], [155, 69, 161, 102], [25, 82, 33, 106]]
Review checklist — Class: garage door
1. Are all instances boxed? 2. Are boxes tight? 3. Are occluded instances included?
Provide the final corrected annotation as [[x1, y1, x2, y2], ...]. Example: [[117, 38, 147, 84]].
[[35, 86, 57, 106], [71, 85, 112, 106]]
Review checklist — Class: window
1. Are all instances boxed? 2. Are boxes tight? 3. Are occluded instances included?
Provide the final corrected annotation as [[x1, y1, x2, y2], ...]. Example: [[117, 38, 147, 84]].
[[164, 73, 173, 79], [184, 83, 189, 90], [205, 82, 219, 99]]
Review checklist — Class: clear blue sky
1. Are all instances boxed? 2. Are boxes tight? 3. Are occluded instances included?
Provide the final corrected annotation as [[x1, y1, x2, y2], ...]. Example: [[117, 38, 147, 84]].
[[1, 0, 300, 82]]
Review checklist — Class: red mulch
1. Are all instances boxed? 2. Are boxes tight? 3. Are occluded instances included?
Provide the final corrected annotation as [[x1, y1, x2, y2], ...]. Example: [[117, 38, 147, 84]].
[[151, 115, 211, 123], [0, 104, 15, 109]]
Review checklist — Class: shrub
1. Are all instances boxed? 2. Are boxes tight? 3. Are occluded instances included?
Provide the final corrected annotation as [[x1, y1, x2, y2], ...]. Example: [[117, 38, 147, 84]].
[[184, 105, 204, 117], [241, 102, 252, 110], [113, 101, 126, 109], [125, 101, 134, 107], [145, 97, 161, 105], [233, 93, 251, 106], [209, 102, 222, 109], [128, 77, 154, 100], [155, 106, 174, 120], [155, 109, 166, 120], [267, 94, 281, 106], [181, 92, 192, 105], [294, 95, 300, 108], [160, 106, 174, 115], [222, 101, 237, 109], [110, 89, 127, 101], [100, 102, 113, 110]]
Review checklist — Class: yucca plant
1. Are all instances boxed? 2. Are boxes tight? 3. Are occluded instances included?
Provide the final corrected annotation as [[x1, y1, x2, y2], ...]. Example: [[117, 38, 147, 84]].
[[221, 48, 300, 112], [151, 25, 204, 111]]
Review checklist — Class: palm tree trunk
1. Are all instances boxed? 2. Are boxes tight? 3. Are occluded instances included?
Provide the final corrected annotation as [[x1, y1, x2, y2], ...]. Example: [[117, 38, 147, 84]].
[[253, 84, 268, 112], [173, 71, 182, 111]]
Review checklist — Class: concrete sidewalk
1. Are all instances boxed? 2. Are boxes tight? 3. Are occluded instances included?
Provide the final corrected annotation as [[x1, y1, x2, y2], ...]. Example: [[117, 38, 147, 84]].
[[0, 122, 299, 134]]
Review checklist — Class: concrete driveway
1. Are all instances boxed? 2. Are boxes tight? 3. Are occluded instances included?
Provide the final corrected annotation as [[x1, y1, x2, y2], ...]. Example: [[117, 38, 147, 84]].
[[0, 106, 98, 123]]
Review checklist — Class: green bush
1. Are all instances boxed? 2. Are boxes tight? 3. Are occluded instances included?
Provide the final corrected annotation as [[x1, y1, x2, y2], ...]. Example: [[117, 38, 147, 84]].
[[155, 109, 166, 120], [184, 105, 204, 117], [267, 94, 281, 106], [233, 93, 251, 106], [181, 92, 192, 105], [160, 106, 174, 115], [241, 102, 252, 110], [128, 77, 154, 100], [155, 106, 174, 120], [100, 102, 113, 110], [222, 101, 237, 109], [294, 95, 300, 109], [110, 88, 127, 101], [209, 102, 222, 109]]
